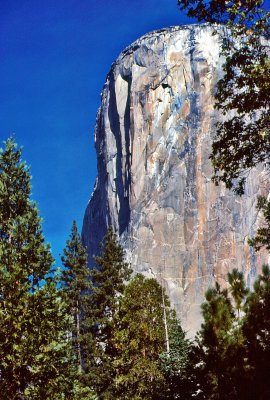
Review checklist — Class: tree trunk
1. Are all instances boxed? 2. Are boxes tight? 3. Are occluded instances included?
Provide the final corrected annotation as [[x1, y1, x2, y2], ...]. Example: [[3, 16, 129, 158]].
[[76, 300, 82, 373]]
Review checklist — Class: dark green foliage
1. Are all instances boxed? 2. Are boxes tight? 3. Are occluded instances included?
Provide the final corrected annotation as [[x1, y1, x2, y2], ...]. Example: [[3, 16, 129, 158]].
[[84, 227, 132, 397], [108, 275, 192, 400], [178, 0, 270, 195], [61, 221, 100, 399], [61, 221, 90, 302], [112, 274, 170, 400], [178, 0, 270, 27], [228, 268, 248, 316], [91, 227, 132, 324], [72, 381, 97, 400], [79, 233, 191, 400], [159, 316, 192, 399], [61, 220, 91, 374], [0, 138, 72, 399], [242, 265, 270, 400], [248, 196, 270, 251], [193, 267, 270, 399], [194, 274, 249, 400], [196, 284, 236, 399]]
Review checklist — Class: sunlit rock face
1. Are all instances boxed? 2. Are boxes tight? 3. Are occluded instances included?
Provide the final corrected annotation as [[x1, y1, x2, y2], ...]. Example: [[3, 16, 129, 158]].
[[82, 24, 269, 334]]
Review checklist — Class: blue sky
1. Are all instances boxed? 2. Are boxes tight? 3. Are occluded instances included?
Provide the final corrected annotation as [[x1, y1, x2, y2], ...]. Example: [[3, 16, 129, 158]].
[[1, 1, 269, 265], [0, 0, 193, 265]]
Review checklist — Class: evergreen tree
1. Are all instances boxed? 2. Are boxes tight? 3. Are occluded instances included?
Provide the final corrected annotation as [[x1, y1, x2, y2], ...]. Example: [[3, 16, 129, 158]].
[[61, 220, 91, 374], [159, 316, 192, 399], [248, 195, 270, 251], [0, 138, 72, 398], [194, 281, 247, 400], [112, 274, 171, 400], [243, 265, 270, 399], [184, 266, 270, 399], [85, 227, 132, 397], [228, 268, 248, 318], [192, 267, 270, 399]]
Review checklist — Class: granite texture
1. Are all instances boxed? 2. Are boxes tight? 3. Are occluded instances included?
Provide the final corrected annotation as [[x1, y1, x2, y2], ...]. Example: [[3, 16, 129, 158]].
[[82, 24, 269, 334]]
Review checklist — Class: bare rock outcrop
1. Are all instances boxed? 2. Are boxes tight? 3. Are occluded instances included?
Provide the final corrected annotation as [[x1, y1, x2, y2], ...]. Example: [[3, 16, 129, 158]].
[[82, 24, 269, 334]]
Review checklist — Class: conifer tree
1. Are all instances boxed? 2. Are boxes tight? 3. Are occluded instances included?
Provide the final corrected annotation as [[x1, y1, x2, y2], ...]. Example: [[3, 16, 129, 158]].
[[159, 316, 192, 399], [61, 220, 91, 373], [248, 196, 270, 252], [228, 268, 248, 318], [85, 227, 131, 397], [189, 266, 270, 399], [243, 265, 270, 400], [112, 274, 172, 400], [195, 281, 247, 400], [0, 138, 71, 399]]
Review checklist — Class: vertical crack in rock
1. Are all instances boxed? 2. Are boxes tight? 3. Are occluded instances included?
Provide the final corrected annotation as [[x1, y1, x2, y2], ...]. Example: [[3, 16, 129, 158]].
[[82, 24, 270, 334], [108, 72, 131, 234]]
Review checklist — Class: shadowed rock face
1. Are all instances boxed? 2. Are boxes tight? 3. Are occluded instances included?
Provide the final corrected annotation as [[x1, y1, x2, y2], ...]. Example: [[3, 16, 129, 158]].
[[82, 24, 269, 334]]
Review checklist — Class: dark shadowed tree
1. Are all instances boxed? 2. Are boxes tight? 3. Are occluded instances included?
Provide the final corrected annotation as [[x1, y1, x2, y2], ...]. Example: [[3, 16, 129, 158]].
[[83, 227, 132, 398], [0, 139, 72, 399], [248, 195, 270, 251], [159, 315, 192, 399], [61, 221, 97, 399], [193, 267, 270, 399], [194, 278, 248, 400], [243, 265, 270, 400], [228, 268, 248, 318], [61, 220, 91, 374]]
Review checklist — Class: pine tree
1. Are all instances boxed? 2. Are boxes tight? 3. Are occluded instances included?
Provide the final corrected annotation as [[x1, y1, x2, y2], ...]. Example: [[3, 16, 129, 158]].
[[192, 267, 270, 400], [84, 227, 132, 397], [159, 315, 192, 399], [248, 196, 270, 252], [111, 274, 172, 400], [61, 220, 91, 374], [0, 138, 72, 399], [228, 268, 248, 318], [243, 265, 270, 400], [195, 281, 247, 400]]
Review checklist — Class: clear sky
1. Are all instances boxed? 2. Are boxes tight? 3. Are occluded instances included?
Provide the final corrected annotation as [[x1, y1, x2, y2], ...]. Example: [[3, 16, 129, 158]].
[[1, 1, 269, 266], [0, 0, 194, 265]]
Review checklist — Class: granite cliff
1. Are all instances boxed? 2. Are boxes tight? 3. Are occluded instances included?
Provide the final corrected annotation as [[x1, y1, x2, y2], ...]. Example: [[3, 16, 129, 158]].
[[82, 24, 269, 333]]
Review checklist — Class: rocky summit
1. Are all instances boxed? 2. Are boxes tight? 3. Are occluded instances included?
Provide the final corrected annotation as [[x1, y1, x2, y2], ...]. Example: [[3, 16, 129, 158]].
[[82, 24, 269, 334]]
